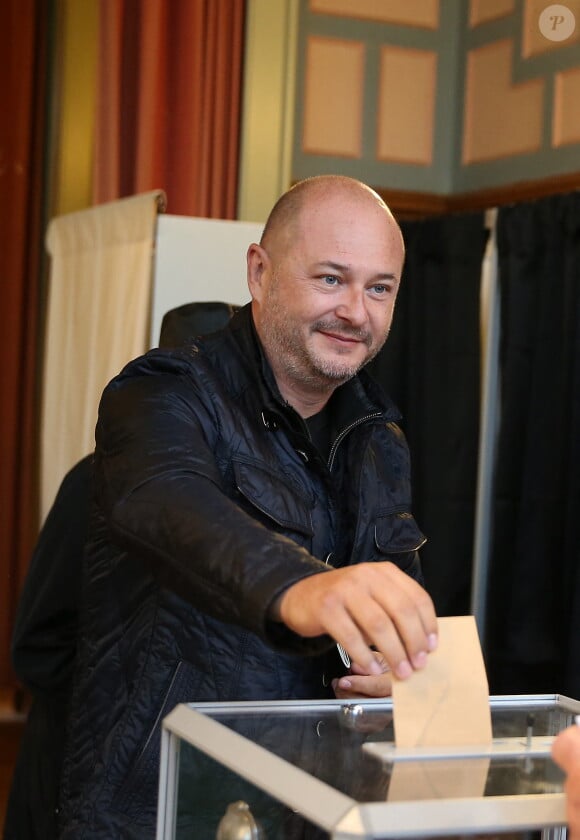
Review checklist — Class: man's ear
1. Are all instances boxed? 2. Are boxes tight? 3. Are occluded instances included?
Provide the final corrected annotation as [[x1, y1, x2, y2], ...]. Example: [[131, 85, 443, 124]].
[[246, 243, 270, 303]]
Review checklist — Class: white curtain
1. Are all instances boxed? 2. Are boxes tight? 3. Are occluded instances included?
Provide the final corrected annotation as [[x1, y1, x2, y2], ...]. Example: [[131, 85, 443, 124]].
[[470, 208, 501, 638], [40, 190, 165, 523]]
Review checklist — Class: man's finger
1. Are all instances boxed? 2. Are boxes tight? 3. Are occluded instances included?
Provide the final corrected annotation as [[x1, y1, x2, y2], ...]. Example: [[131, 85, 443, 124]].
[[345, 596, 415, 678], [373, 562, 438, 652], [553, 726, 580, 772], [332, 671, 393, 699]]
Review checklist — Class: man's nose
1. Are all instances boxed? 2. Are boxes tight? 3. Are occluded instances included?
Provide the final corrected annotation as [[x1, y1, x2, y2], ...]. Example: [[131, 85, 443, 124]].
[[335, 287, 368, 325]]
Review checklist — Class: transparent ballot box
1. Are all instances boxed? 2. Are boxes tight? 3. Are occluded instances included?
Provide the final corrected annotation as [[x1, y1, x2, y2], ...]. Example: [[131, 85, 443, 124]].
[[156, 694, 580, 839]]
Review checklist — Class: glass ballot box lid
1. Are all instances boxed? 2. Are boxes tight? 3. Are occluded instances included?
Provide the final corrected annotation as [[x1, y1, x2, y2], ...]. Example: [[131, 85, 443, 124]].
[[157, 694, 580, 840]]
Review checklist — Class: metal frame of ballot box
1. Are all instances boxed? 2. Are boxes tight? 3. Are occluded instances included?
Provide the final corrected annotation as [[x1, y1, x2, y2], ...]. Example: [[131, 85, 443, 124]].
[[156, 694, 580, 840]]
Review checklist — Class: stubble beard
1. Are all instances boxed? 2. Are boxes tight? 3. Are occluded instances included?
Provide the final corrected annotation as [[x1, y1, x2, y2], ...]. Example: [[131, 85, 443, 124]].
[[260, 285, 388, 390]]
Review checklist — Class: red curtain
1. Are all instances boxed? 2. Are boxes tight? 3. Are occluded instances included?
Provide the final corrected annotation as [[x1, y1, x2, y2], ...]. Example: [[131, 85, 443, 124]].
[[94, 0, 245, 218], [0, 0, 48, 692], [0, 0, 246, 698]]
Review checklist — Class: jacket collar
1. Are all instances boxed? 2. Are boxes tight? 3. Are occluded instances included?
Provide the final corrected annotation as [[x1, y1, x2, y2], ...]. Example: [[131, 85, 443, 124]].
[[225, 304, 401, 432]]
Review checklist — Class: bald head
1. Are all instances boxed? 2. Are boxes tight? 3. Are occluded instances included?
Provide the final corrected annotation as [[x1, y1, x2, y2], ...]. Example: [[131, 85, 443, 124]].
[[260, 175, 403, 261]]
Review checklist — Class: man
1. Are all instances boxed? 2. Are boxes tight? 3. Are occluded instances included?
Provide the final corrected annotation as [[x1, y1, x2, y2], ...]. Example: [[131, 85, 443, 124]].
[[58, 175, 438, 838], [552, 724, 580, 840]]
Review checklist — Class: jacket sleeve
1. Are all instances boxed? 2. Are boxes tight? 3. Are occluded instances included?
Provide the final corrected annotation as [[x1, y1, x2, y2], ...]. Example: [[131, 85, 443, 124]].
[[11, 455, 93, 691], [95, 352, 332, 653]]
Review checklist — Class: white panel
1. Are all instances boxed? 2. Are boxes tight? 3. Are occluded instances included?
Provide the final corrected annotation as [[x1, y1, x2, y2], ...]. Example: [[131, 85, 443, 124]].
[[150, 215, 263, 347]]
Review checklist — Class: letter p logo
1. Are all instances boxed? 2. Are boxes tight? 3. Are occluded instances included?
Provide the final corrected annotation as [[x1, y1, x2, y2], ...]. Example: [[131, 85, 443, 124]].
[[539, 5, 576, 41]]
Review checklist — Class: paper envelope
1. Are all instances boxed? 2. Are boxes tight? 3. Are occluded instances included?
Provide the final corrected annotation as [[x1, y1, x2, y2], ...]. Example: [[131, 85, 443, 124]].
[[392, 615, 492, 748], [387, 757, 491, 801], [387, 615, 492, 801]]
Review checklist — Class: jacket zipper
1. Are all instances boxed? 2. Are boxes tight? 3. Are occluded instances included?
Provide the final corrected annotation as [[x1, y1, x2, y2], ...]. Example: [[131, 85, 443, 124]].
[[327, 411, 383, 471]]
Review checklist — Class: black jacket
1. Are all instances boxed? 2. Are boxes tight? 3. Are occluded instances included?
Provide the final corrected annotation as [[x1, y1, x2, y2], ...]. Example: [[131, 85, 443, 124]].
[[4, 455, 92, 840], [58, 305, 425, 839]]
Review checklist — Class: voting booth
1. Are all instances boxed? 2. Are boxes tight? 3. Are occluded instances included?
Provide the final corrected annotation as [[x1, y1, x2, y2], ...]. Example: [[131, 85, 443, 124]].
[[156, 694, 578, 839]]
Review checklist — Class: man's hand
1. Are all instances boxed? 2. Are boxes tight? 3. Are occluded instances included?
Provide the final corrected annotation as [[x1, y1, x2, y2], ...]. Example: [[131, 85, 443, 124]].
[[552, 725, 580, 840], [332, 656, 393, 699], [276, 561, 437, 679]]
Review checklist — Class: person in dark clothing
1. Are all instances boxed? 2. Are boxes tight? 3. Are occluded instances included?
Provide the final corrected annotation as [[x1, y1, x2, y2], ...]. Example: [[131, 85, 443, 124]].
[[4, 455, 92, 840], [3, 303, 237, 840], [58, 175, 438, 839]]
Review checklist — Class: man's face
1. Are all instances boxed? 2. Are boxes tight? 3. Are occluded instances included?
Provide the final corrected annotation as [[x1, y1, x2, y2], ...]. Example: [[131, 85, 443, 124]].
[[250, 192, 405, 396]]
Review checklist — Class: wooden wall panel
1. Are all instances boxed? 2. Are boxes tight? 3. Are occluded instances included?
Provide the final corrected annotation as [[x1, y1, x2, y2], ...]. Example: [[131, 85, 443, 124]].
[[376, 47, 436, 165], [302, 36, 365, 157], [553, 67, 580, 147], [469, 0, 515, 27], [294, 0, 580, 199], [462, 40, 544, 163], [309, 0, 439, 28], [522, 0, 580, 57]]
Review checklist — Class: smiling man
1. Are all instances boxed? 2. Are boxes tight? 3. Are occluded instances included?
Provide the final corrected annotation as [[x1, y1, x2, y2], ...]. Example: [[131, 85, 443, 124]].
[[58, 175, 437, 839]]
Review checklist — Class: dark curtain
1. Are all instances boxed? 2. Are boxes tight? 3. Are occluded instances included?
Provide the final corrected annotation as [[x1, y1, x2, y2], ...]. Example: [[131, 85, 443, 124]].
[[485, 193, 580, 697], [367, 213, 488, 616]]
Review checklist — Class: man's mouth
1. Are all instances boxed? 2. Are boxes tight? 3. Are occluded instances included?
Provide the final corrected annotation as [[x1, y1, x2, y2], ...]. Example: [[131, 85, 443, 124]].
[[315, 324, 372, 348], [320, 330, 363, 344]]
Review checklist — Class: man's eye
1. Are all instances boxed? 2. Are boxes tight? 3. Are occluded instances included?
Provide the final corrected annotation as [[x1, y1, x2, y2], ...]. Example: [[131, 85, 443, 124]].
[[323, 275, 339, 285], [372, 284, 387, 294]]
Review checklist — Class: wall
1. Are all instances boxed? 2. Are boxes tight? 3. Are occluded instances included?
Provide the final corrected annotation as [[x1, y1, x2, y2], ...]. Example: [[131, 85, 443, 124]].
[[237, 0, 298, 222], [293, 0, 461, 194], [51, 0, 98, 217], [457, 0, 580, 192], [291, 0, 580, 200], [39, 1, 580, 222]]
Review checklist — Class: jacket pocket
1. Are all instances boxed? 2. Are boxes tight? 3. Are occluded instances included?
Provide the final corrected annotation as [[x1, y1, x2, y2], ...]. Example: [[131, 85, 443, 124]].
[[233, 456, 314, 538], [374, 511, 426, 576], [111, 660, 200, 824]]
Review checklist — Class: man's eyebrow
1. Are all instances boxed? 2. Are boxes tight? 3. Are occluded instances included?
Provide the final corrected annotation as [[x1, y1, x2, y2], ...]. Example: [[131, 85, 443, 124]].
[[312, 261, 349, 273], [312, 261, 398, 280], [313, 261, 399, 282]]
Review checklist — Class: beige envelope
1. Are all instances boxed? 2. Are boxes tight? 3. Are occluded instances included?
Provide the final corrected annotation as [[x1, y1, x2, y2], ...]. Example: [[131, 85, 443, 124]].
[[387, 757, 491, 801], [392, 615, 492, 748], [387, 615, 492, 801]]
